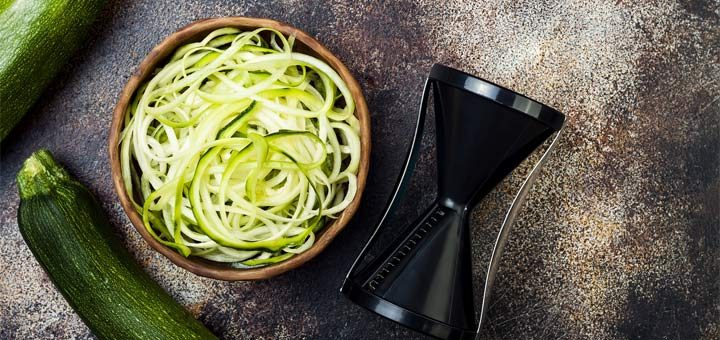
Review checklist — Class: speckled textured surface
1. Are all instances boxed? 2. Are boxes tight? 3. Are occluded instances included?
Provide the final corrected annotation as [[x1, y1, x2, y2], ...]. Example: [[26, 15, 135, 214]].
[[1, 1, 718, 339]]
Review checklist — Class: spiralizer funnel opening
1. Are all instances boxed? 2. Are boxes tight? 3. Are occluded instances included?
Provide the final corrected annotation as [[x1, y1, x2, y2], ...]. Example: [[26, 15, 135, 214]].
[[341, 64, 565, 340]]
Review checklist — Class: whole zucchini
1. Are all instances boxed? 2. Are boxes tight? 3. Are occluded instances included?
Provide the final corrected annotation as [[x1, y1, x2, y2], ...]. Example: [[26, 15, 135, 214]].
[[17, 150, 217, 340], [0, 0, 105, 141]]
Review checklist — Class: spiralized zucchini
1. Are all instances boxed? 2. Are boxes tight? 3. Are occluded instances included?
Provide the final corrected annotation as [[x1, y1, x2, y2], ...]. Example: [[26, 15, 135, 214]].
[[119, 27, 360, 267]]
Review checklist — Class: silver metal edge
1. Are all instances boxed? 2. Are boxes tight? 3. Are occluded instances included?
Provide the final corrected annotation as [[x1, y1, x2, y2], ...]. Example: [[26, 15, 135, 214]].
[[475, 124, 566, 338]]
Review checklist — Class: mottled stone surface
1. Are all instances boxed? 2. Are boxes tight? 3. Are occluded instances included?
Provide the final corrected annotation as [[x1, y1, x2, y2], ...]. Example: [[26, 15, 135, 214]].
[[1, 1, 718, 339]]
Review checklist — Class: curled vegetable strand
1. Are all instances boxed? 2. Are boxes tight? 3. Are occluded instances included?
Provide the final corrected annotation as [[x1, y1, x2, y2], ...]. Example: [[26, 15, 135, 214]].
[[120, 28, 360, 266]]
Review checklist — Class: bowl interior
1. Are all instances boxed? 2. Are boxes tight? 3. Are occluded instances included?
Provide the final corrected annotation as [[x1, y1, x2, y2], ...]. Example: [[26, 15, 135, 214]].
[[109, 17, 370, 281]]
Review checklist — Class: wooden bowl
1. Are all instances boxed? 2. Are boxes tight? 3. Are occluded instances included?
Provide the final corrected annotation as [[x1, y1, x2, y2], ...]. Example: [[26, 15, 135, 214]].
[[108, 17, 370, 280]]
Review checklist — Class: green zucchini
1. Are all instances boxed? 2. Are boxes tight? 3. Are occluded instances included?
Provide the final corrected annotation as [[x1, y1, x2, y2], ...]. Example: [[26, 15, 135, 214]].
[[0, 0, 105, 141], [17, 150, 217, 340]]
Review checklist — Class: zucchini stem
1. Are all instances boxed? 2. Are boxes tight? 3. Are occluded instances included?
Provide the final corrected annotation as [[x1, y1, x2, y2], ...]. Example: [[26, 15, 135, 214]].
[[17, 149, 72, 199]]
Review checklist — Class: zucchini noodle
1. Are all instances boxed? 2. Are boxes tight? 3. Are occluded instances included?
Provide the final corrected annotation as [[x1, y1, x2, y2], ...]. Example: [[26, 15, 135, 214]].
[[119, 27, 361, 267]]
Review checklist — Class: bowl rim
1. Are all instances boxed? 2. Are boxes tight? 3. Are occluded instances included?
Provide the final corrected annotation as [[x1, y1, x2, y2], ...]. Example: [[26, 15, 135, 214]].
[[108, 16, 371, 281]]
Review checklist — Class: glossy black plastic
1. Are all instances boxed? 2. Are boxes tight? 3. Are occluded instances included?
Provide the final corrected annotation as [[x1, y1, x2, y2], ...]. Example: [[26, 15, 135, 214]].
[[341, 64, 565, 339]]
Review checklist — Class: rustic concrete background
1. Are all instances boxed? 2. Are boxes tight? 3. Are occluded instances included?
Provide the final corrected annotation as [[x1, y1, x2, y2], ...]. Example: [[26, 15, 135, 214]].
[[1, 1, 718, 339]]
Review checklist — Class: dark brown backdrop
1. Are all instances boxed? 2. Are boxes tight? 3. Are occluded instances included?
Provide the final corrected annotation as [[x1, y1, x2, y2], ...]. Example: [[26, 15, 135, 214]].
[[1, 1, 718, 339]]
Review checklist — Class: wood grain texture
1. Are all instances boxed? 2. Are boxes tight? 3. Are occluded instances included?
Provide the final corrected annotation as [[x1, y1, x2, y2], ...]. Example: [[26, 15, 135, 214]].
[[108, 17, 371, 281]]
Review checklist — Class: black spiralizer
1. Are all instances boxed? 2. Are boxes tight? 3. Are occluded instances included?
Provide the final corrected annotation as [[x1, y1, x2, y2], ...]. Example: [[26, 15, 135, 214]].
[[341, 64, 565, 340]]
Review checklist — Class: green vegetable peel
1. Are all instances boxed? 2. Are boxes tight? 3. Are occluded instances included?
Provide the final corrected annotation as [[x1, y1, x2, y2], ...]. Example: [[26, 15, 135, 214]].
[[120, 28, 361, 266]]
